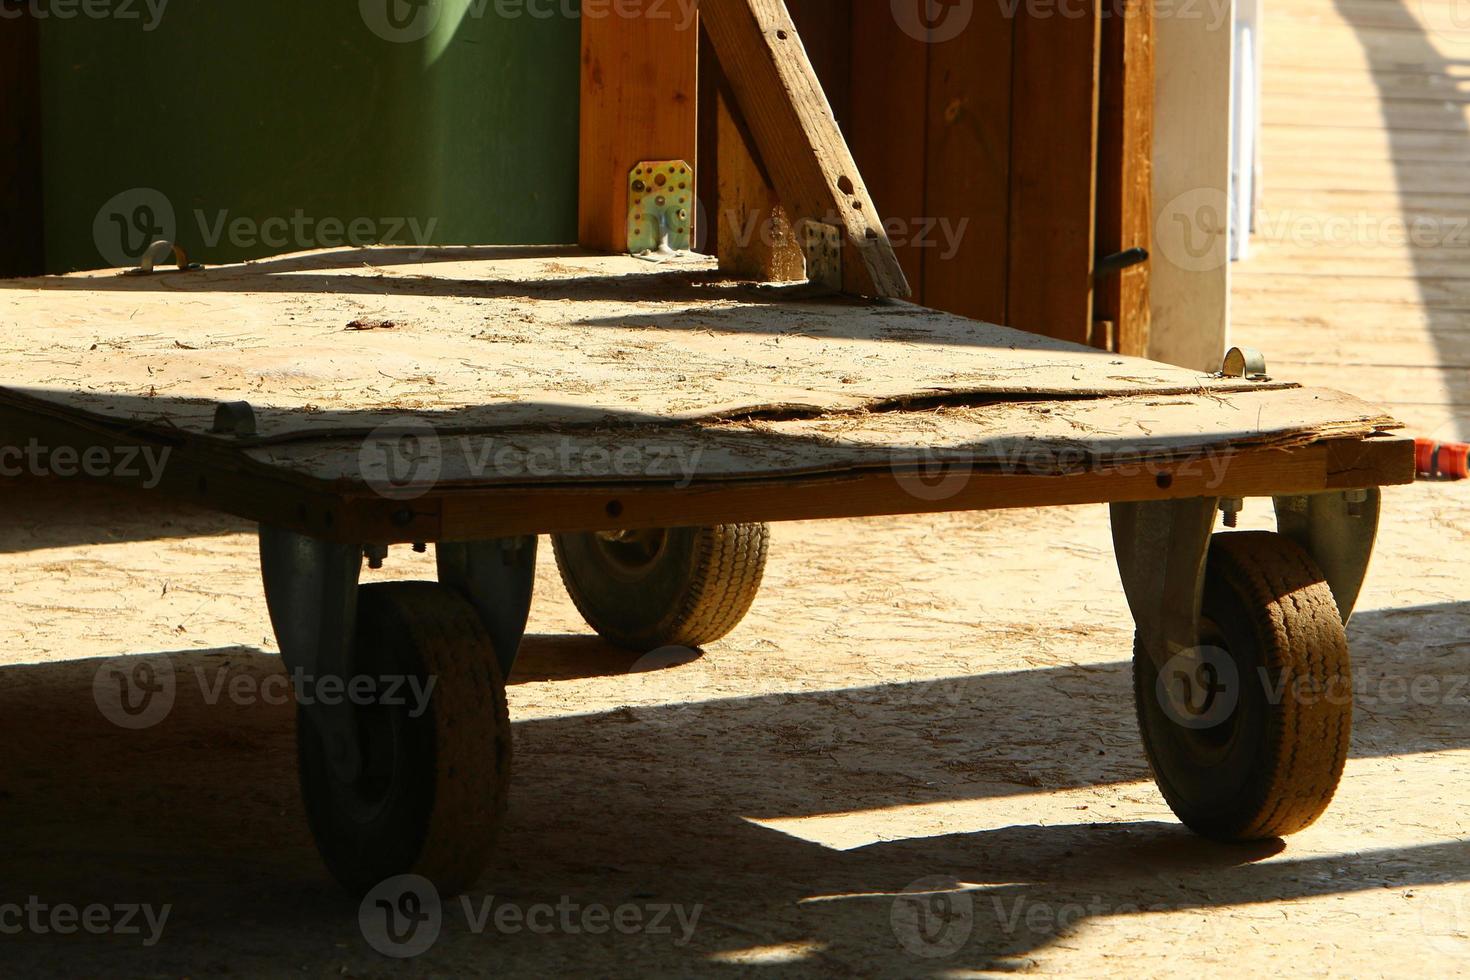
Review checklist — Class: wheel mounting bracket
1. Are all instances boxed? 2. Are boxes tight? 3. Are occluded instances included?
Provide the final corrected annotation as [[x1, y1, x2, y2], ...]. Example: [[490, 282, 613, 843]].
[[437, 536, 539, 678], [1111, 488, 1381, 667], [258, 530, 539, 783], [258, 524, 364, 783], [1272, 488, 1380, 625], [1111, 497, 1220, 673]]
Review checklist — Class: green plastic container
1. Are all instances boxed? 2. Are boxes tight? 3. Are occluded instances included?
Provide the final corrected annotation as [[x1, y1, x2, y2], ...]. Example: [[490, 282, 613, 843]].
[[41, 0, 580, 271]]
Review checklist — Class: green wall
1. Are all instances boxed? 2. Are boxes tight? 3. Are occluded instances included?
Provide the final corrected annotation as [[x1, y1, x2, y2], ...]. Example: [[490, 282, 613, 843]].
[[41, 0, 581, 272]]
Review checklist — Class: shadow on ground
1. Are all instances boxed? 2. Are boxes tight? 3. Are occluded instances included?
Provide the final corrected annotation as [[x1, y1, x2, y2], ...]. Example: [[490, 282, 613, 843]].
[[1, 600, 1466, 975]]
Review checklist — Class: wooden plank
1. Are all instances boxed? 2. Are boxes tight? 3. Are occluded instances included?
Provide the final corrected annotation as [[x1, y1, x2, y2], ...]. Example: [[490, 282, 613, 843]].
[[848, 1, 929, 298], [0, 10, 43, 278], [700, 0, 910, 298], [1235, 273, 1470, 309], [1230, 0, 1468, 440], [921, 1, 1013, 325], [1094, 0, 1153, 358], [701, 0, 848, 279], [1006, 0, 1102, 344], [578, 1, 699, 253], [437, 436, 1416, 541]]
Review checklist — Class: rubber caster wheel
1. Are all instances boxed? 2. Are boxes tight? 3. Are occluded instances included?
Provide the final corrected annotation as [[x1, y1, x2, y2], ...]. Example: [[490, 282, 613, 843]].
[[298, 581, 511, 896], [551, 523, 769, 651], [1133, 531, 1351, 840]]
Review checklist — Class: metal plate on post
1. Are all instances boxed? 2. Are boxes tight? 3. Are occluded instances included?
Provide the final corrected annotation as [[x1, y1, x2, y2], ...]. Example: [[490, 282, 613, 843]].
[[802, 221, 842, 292], [628, 161, 693, 255]]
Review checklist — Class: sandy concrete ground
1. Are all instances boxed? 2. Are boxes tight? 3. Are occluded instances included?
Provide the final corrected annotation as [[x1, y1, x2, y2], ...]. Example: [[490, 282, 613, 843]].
[[4, 1, 1470, 978]]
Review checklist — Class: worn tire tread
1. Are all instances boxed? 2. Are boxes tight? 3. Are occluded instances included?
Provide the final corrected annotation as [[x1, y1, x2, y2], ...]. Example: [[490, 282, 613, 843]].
[[1134, 531, 1351, 840], [301, 581, 510, 897], [553, 524, 769, 650]]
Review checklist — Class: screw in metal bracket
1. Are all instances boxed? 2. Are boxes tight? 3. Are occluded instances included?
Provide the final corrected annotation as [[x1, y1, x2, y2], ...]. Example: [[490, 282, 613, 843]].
[[802, 221, 843, 293], [1220, 497, 1244, 528], [365, 544, 389, 570], [627, 161, 693, 255], [412, 542, 427, 554], [1344, 488, 1369, 517]]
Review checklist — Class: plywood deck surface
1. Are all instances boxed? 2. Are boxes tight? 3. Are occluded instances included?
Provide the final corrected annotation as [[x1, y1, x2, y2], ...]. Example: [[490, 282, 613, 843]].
[[0, 246, 1401, 491]]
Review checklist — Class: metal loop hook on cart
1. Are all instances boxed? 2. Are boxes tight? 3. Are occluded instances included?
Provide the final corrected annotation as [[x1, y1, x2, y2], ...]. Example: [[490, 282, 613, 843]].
[[1221, 346, 1269, 381], [124, 239, 204, 275]]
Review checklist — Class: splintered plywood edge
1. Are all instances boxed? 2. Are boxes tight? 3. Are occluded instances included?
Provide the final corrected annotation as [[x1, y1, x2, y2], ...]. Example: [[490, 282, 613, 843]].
[[0, 389, 1411, 544], [700, 0, 910, 298], [239, 384, 1401, 488]]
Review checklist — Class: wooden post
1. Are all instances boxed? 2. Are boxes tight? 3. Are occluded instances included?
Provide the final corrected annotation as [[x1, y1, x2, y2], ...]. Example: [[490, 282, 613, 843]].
[[578, 0, 699, 253], [1096, 0, 1155, 357], [0, 11, 44, 277]]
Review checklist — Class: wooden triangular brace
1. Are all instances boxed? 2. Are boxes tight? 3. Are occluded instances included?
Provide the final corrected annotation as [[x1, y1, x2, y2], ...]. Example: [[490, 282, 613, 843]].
[[700, 0, 912, 299]]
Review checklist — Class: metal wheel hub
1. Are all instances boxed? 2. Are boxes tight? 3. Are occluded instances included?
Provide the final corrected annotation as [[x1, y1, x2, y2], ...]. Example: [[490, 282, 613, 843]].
[[593, 528, 669, 572]]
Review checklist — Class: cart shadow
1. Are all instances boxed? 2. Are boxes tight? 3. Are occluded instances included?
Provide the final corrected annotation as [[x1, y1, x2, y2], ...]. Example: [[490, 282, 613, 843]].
[[1, 610, 1468, 972], [512, 634, 690, 681], [0, 475, 251, 553]]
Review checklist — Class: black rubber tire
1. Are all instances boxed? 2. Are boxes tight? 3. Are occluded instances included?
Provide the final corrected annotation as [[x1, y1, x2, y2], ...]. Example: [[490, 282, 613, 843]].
[[551, 524, 769, 651], [1133, 531, 1352, 840], [298, 581, 511, 896]]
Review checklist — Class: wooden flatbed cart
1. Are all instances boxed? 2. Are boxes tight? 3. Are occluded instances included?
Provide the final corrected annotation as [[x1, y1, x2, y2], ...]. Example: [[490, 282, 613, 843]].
[[0, 247, 1414, 894]]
